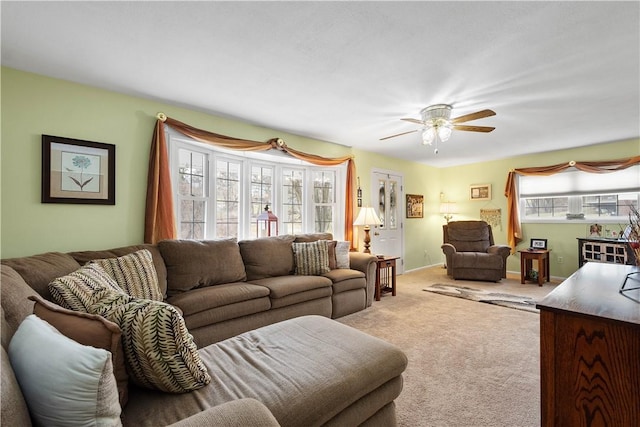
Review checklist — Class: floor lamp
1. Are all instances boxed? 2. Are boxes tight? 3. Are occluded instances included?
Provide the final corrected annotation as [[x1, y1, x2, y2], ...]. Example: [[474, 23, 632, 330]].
[[353, 207, 383, 253]]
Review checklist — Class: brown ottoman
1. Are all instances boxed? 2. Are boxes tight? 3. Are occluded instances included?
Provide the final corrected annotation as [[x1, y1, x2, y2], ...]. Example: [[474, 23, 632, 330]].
[[124, 315, 408, 426]]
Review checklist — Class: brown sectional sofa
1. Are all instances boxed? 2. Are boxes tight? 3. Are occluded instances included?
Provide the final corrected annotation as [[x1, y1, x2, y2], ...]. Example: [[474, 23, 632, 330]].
[[1, 233, 407, 426]]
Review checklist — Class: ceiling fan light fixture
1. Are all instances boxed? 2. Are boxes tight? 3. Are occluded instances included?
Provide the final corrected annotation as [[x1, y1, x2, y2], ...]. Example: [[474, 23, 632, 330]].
[[422, 127, 435, 145], [437, 122, 452, 142]]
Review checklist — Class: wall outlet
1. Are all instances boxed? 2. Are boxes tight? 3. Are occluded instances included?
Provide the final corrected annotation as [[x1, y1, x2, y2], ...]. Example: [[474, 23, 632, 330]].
[[557, 256, 564, 264]]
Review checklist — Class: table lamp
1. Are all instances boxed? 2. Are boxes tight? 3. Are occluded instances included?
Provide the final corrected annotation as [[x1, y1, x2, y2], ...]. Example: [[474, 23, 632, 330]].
[[353, 207, 383, 253]]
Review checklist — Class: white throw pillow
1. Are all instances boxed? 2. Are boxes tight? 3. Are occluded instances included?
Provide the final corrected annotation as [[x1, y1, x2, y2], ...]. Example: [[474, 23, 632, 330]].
[[335, 241, 351, 268], [8, 315, 122, 427]]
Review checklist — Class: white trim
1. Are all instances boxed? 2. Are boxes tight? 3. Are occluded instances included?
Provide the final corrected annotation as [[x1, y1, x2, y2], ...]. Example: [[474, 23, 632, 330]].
[[166, 129, 346, 240]]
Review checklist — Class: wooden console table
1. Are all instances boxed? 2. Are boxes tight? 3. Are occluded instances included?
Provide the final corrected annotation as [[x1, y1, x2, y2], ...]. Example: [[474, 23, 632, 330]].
[[536, 263, 640, 426], [375, 256, 399, 301]]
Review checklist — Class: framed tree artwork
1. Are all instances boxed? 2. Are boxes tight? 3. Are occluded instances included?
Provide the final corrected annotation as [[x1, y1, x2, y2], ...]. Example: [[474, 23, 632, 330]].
[[41, 134, 116, 205]]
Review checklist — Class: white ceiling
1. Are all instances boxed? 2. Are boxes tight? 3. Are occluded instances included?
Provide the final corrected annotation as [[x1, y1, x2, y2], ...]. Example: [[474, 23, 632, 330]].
[[2, 1, 639, 167]]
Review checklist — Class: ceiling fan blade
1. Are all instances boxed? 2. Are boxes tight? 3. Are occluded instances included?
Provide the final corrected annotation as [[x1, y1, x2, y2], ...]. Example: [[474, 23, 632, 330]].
[[453, 125, 495, 133], [379, 129, 419, 141], [400, 118, 426, 125], [451, 109, 496, 124]]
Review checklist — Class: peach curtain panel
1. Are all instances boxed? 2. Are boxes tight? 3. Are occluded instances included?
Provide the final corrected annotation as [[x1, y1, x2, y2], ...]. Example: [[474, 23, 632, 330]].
[[144, 115, 356, 245], [504, 155, 640, 252]]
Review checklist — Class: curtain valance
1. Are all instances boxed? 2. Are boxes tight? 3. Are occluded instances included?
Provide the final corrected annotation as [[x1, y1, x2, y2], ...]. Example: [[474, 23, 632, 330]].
[[504, 155, 640, 252], [144, 114, 356, 245]]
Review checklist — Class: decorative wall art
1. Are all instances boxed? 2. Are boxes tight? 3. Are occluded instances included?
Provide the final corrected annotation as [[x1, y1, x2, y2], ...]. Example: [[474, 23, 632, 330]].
[[42, 135, 115, 205], [470, 184, 491, 201], [406, 194, 424, 218], [587, 223, 603, 238], [480, 208, 502, 230]]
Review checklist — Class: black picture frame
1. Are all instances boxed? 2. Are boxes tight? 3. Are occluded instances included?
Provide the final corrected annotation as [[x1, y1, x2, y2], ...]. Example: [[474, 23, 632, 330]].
[[42, 135, 115, 205], [530, 238, 547, 250]]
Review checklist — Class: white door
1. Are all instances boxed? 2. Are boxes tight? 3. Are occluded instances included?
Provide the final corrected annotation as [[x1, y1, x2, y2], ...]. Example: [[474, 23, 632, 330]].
[[371, 170, 404, 273]]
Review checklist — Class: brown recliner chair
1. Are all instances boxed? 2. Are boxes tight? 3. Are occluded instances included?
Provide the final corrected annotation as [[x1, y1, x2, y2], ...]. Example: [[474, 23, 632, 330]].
[[441, 220, 511, 282]]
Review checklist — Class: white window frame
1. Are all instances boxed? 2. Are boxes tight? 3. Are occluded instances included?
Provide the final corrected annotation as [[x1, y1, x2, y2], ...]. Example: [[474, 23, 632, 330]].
[[167, 129, 346, 239]]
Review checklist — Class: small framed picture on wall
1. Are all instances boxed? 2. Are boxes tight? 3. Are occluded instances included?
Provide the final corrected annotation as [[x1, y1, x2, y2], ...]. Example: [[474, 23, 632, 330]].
[[406, 194, 424, 218], [470, 184, 491, 201]]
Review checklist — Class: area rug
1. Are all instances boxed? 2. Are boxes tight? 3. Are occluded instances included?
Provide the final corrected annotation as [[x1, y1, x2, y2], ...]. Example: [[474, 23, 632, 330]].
[[423, 284, 539, 313]]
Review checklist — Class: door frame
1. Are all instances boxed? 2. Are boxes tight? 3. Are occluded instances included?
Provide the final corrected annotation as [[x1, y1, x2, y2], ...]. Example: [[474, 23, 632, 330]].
[[371, 168, 405, 273]]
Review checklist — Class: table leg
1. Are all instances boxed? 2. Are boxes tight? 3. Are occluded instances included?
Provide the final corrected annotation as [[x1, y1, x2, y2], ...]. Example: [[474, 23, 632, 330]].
[[391, 264, 397, 296], [375, 269, 381, 301], [538, 256, 544, 286], [520, 256, 526, 284]]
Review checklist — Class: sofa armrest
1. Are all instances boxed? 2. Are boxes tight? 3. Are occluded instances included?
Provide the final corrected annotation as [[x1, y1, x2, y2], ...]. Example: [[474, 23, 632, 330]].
[[167, 398, 280, 427], [348, 252, 378, 307], [487, 245, 511, 259], [441, 243, 457, 276]]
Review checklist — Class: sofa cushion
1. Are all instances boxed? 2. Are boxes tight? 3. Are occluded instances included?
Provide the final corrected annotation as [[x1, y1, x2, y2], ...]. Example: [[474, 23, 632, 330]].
[[292, 240, 331, 276], [170, 283, 272, 330], [92, 249, 163, 301], [293, 233, 333, 242], [122, 315, 408, 427], [49, 263, 124, 312], [323, 269, 366, 293], [30, 294, 129, 408], [8, 314, 122, 426], [1, 346, 31, 427], [158, 239, 247, 296], [167, 283, 270, 316], [88, 291, 211, 393], [249, 275, 332, 299], [69, 244, 168, 299], [239, 235, 296, 280], [1, 252, 81, 300], [452, 252, 503, 269], [447, 222, 491, 252]]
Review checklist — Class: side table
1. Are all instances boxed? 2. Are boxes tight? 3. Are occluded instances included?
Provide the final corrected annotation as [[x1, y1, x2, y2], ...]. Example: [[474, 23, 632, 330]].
[[519, 249, 551, 286], [375, 256, 399, 301]]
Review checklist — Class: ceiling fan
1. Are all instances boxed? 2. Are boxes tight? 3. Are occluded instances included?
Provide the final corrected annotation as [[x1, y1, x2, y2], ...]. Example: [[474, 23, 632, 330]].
[[380, 104, 496, 153]]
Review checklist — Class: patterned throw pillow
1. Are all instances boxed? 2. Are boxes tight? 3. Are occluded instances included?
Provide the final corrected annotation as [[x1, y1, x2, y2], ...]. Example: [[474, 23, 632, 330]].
[[88, 290, 211, 394], [92, 249, 163, 301], [292, 240, 331, 276], [48, 263, 124, 312]]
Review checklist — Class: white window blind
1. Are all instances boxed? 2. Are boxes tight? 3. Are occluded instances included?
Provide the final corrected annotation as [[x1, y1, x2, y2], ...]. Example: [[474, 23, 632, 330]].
[[520, 166, 640, 197]]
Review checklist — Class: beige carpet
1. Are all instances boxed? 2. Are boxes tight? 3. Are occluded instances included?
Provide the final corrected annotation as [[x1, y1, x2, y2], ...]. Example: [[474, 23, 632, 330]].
[[337, 266, 560, 427]]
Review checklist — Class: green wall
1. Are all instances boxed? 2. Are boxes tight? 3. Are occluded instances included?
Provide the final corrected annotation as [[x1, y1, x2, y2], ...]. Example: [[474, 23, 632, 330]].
[[439, 139, 639, 278], [2, 67, 638, 278]]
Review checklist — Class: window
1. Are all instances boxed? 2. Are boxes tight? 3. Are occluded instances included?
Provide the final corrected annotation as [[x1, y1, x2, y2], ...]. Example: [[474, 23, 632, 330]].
[[313, 170, 335, 233], [170, 133, 345, 240], [250, 165, 274, 237], [215, 159, 241, 238], [177, 148, 207, 239], [519, 166, 639, 222]]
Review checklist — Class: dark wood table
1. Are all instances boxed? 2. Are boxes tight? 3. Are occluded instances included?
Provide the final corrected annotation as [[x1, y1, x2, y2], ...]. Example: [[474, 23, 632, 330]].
[[536, 263, 640, 426], [375, 256, 399, 301], [519, 249, 550, 286]]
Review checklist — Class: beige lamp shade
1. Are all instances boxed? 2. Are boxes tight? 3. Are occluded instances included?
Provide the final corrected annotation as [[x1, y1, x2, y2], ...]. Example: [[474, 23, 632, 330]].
[[353, 207, 383, 226], [353, 207, 382, 253]]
